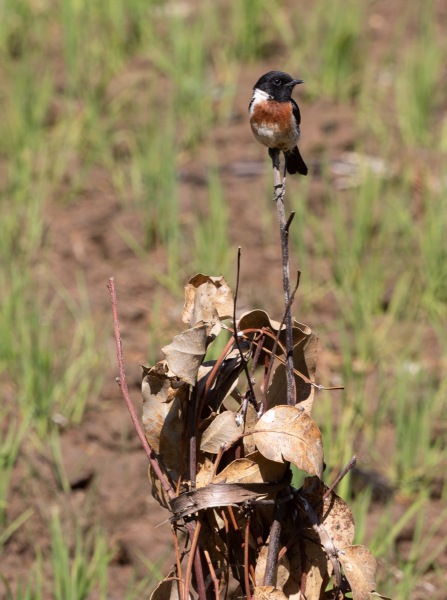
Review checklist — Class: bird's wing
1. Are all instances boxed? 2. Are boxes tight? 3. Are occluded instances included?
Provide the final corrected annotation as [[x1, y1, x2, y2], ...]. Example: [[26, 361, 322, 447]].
[[291, 98, 301, 126]]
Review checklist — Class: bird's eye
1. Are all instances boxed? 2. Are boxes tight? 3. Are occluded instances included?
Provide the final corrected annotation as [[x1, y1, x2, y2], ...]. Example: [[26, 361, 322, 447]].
[[273, 78, 281, 86]]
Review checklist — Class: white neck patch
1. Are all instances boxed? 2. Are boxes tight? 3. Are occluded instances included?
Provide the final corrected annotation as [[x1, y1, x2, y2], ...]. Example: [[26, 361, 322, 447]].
[[250, 88, 271, 112]]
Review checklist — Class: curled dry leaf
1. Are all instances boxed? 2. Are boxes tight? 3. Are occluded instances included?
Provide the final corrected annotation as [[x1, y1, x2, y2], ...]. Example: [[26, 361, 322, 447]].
[[267, 333, 319, 415], [338, 545, 377, 600], [150, 572, 190, 600], [254, 543, 290, 590], [253, 406, 324, 478], [142, 361, 187, 476], [212, 451, 288, 485], [301, 476, 355, 549], [253, 586, 288, 600], [200, 411, 242, 453], [182, 274, 234, 328], [196, 457, 215, 488], [162, 324, 208, 386], [238, 310, 311, 357], [321, 493, 355, 550], [170, 480, 288, 521]]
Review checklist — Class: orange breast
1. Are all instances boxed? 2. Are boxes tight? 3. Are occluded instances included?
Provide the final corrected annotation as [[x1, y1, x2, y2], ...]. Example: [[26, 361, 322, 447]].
[[250, 101, 298, 151], [251, 100, 293, 128]]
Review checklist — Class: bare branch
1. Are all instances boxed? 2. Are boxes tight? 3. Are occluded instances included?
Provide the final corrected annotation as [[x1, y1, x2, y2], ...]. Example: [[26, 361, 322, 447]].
[[107, 277, 176, 501], [184, 520, 203, 600], [263, 501, 282, 586], [203, 549, 220, 600], [272, 149, 295, 406], [262, 270, 301, 409], [323, 456, 357, 501], [233, 247, 257, 406], [244, 515, 252, 600]]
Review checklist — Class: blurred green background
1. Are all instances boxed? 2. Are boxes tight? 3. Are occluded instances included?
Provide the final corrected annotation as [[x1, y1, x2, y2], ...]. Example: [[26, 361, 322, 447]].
[[1, 0, 446, 598]]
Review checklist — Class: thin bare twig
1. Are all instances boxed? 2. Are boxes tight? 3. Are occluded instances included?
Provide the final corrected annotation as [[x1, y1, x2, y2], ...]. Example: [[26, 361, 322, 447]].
[[323, 456, 357, 501], [192, 526, 207, 600], [107, 277, 175, 501], [172, 524, 185, 600], [108, 279, 208, 599], [203, 549, 220, 600], [233, 247, 257, 406], [285, 211, 296, 232], [262, 271, 301, 409], [248, 332, 265, 388], [227, 506, 239, 533], [244, 515, 252, 600], [221, 510, 231, 600], [184, 520, 203, 600], [271, 149, 295, 406], [189, 386, 198, 490], [263, 500, 282, 586]]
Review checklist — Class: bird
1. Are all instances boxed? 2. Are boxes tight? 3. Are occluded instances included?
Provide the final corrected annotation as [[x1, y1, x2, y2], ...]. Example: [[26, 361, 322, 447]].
[[249, 70, 308, 176]]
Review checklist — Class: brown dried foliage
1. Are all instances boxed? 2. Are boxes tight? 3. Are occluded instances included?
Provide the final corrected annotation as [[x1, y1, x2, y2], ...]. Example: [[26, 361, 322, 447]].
[[141, 274, 381, 600]]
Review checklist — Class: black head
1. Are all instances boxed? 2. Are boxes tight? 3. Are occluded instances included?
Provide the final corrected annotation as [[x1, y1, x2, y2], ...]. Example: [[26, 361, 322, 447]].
[[253, 70, 304, 102]]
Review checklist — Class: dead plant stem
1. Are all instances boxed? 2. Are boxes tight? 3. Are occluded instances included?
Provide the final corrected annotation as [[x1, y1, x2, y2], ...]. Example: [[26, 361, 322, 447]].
[[244, 515, 252, 600], [272, 150, 295, 405], [107, 277, 175, 501], [184, 519, 203, 600], [263, 501, 282, 586]]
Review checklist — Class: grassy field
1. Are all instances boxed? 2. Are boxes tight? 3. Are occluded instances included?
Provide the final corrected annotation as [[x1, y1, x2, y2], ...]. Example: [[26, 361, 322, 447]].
[[1, 0, 447, 598]]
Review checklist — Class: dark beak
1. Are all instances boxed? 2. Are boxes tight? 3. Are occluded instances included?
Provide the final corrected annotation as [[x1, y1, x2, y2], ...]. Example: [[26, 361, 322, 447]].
[[289, 79, 304, 86]]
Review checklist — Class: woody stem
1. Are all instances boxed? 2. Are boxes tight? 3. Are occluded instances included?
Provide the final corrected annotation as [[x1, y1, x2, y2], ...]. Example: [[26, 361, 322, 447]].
[[271, 149, 295, 406]]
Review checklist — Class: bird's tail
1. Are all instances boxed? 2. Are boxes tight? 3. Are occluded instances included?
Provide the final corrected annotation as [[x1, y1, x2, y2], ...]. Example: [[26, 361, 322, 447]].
[[285, 147, 308, 175]]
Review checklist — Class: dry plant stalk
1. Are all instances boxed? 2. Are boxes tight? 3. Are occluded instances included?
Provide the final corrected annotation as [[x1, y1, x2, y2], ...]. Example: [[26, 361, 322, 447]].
[[108, 266, 387, 600]]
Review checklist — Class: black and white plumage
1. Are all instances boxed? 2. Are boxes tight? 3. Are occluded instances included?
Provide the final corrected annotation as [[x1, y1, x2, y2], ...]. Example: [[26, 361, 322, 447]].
[[249, 70, 308, 176]]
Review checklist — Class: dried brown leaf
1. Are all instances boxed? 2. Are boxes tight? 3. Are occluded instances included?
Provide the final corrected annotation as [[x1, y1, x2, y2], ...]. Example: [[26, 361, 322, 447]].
[[170, 480, 287, 521], [200, 411, 242, 453], [322, 495, 355, 550], [301, 477, 355, 549], [254, 544, 290, 589], [338, 545, 377, 600], [253, 586, 288, 600], [245, 450, 289, 482], [212, 451, 288, 485], [253, 406, 324, 478], [182, 274, 234, 328], [142, 362, 187, 476], [238, 310, 311, 357], [196, 457, 215, 488], [151, 574, 189, 600], [267, 333, 319, 414], [162, 324, 208, 386]]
